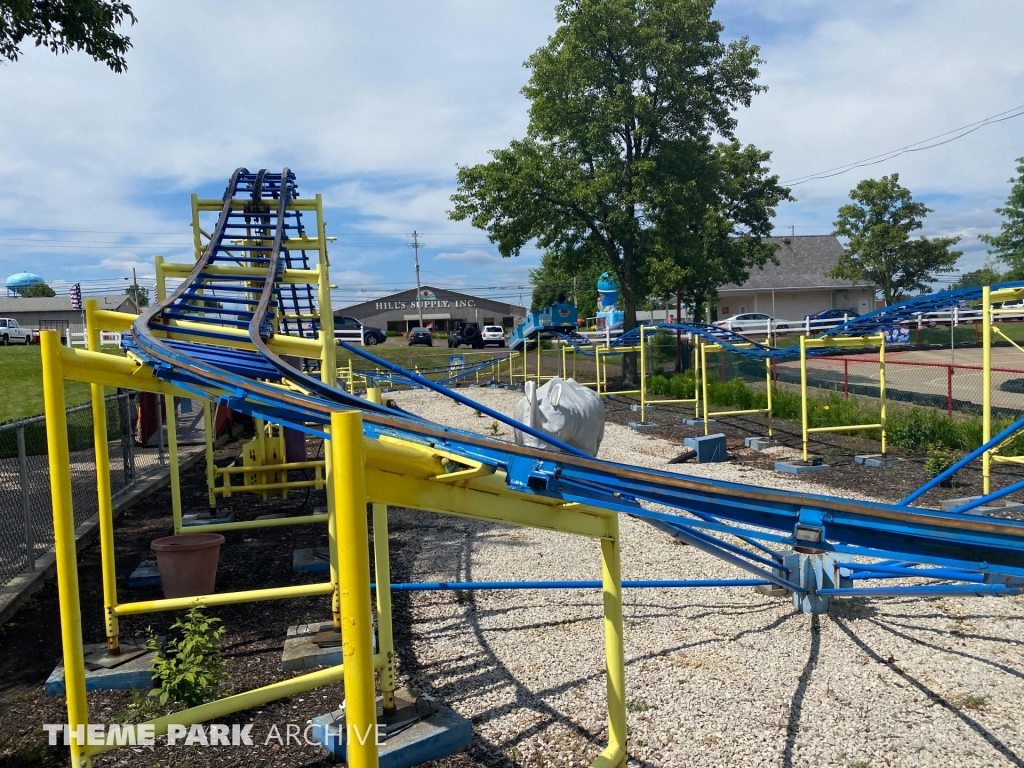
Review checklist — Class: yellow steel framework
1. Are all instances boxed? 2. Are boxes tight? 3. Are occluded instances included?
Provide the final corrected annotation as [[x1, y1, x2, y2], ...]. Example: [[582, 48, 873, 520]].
[[698, 340, 774, 437], [799, 334, 887, 461], [44, 194, 629, 767]]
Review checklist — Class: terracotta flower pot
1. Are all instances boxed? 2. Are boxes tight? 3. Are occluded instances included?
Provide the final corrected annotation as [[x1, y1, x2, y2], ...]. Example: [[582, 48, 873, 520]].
[[151, 534, 225, 599]]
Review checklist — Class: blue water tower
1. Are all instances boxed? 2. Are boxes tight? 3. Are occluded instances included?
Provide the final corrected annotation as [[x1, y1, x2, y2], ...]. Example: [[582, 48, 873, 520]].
[[5, 272, 45, 296]]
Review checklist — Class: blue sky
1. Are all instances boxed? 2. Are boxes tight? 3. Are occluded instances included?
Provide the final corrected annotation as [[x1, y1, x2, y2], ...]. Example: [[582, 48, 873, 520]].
[[0, 0, 1022, 308]]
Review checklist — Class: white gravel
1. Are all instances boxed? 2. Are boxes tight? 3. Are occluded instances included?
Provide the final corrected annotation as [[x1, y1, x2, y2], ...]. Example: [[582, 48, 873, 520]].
[[382, 387, 1024, 768]]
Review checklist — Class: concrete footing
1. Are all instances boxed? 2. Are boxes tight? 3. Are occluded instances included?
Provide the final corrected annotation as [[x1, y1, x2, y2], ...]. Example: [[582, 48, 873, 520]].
[[683, 434, 727, 463], [293, 547, 331, 574], [628, 422, 659, 431], [282, 622, 342, 671], [45, 639, 157, 695], [854, 454, 904, 468], [682, 418, 715, 427], [939, 497, 1024, 517], [311, 690, 472, 767], [630, 404, 655, 412], [128, 559, 161, 588], [775, 460, 829, 475], [745, 436, 780, 451]]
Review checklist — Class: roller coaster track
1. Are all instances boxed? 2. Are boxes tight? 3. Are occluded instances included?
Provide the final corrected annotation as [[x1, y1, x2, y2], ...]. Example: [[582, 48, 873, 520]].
[[122, 169, 1024, 594]]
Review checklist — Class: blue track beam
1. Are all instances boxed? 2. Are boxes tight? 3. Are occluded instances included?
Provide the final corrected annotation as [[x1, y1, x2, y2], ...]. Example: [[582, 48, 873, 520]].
[[838, 561, 983, 580], [819, 584, 1020, 598]]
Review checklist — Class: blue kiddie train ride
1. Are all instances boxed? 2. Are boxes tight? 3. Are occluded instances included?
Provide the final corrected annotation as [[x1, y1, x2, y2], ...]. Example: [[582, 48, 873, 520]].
[[508, 292, 579, 351]]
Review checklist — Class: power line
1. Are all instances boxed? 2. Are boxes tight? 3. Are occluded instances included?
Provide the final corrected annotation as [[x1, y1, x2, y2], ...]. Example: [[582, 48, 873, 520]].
[[781, 102, 1024, 187]]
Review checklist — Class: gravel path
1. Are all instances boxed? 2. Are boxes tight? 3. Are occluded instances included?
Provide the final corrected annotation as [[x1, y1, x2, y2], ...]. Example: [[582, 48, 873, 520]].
[[381, 387, 1024, 768]]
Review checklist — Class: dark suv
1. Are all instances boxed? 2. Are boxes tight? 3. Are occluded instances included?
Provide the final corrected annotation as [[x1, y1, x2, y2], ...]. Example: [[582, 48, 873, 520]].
[[334, 315, 386, 345], [448, 321, 483, 349]]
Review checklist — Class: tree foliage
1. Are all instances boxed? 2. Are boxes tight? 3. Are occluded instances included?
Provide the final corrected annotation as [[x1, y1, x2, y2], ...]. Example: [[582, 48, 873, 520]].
[[450, 0, 785, 382], [529, 253, 602, 318], [0, 0, 136, 72], [124, 283, 149, 308], [830, 174, 961, 306], [21, 281, 55, 297], [981, 156, 1024, 277], [951, 261, 1003, 291]]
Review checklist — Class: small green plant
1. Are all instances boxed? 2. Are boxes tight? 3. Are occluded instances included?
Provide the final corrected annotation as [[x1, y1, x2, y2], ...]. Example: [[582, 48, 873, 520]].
[[147, 605, 228, 707], [489, 420, 500, 436], [849, 761, 872, 768], [956, 693, 989, 710], [474, 409, 483, 417], [924, 444, 956, 479], [113, 687, 164, 723]]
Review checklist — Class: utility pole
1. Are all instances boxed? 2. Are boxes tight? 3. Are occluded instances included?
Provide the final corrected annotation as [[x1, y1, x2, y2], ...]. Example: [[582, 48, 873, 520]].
[[409, 231, 425, 328], [131, 268, 141, 313]]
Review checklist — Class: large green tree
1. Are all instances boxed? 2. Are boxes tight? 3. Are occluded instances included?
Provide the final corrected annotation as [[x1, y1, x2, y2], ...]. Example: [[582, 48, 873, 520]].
[[0, 0, 136, 72], [450, 0, 782, 383], [981, 156, 1024, 278], [124, 283, 148, 309], [21, 281, 55, 297], [830, 174, 962, 306]]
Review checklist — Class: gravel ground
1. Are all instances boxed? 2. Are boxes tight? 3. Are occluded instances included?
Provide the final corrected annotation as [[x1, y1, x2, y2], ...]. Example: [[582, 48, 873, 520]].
[[383, 387, 1024, 768]]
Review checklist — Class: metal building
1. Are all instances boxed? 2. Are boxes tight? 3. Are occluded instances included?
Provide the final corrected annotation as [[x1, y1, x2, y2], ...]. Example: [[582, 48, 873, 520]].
[[337, 286, 528, 334], [0, 294, 136, 334]]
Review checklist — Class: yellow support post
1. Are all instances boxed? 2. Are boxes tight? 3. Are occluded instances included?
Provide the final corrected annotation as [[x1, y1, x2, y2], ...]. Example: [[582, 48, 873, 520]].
[[204, 401, 216, 507], [765, 356, 774, 438], [331, 411, 378, 768], [41, 332, 92, 768], [372, 503, 396, 712], [983, 285, 992, 495], [639, 324, 646, 423], [367, 387, 382, 406], [536, 335, 542, 385], [599, 515, 627, 768], [164, 394, 183, 533], [86, 300, 119, 655], [879, 336, 887, 455], [800, 335, 809, 461], [700, 343, 710, 436]]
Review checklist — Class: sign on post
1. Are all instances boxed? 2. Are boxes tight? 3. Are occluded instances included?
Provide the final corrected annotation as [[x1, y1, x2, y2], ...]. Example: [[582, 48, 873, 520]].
[[882, 328, 911, 345]]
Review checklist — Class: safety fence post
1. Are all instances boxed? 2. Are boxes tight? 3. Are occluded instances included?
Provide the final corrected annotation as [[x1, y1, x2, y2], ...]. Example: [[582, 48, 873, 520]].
[[843, 358, 849, 400], [156, 394, 166, 466], [879, 336, 887, 455], [639, 324, 646, 423], [17, 426, 34, 573], [330, 410, 378, 768], [947, 366, 953, 416], [204, 401, 217, 507], [700, 343, 710, 436], [164, 394, 183, 534], [765, 357, 773, 438], [372, 503, 396, 712]]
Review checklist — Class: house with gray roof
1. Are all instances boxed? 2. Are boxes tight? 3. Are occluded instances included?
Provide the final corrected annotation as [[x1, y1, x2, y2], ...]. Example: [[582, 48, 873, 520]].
[[716, 235, 877, 321], [0, 294, 136, 334]]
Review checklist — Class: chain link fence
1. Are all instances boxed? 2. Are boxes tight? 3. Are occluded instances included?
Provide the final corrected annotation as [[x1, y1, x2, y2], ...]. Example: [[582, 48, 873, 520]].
[[0, 394, 205, 590]]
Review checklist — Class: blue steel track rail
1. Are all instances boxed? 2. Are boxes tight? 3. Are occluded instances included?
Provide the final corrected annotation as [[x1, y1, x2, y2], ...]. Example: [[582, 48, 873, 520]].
[[123, 169, 1024, 589]]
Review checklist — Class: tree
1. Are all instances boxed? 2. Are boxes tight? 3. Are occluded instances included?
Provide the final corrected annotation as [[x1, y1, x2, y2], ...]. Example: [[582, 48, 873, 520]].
[[950, 261, 1003, 291], [21, 281, 55, 297], [124, 284, 148, 309], [830, 174, 962, 306], [0, 0, 136, 72], [450, 0, 783, 384], [529, 253, 602, 319], [981, 156, 1024, 278]]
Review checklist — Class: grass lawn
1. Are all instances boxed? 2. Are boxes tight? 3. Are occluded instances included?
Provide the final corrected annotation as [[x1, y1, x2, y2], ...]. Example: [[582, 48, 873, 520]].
[[0, 344, 123, 424], [336, 342, 509, 373]]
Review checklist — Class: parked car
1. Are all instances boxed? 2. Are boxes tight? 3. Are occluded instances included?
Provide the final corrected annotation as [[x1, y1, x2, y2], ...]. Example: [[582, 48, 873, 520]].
[[713, 313, 794, 333], [448, 321, 483, 349], [408, 327, 433, 346], [334, 315, 386, 345], [480, 325, 506, 347], [0, 317, 32, 345], [804, 308, 859, 321]]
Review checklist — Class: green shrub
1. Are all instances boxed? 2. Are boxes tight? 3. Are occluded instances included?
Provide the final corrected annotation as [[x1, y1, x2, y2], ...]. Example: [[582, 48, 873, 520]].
[[925, 444, 956, 478], [148, 606, 228, 708]]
